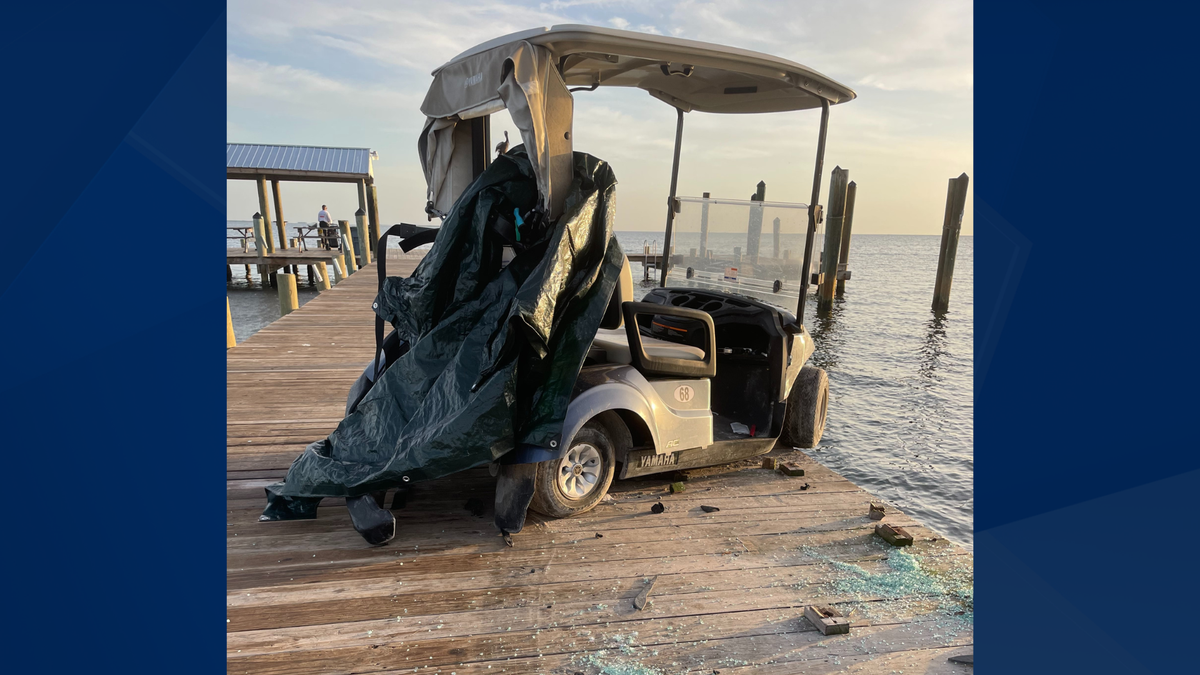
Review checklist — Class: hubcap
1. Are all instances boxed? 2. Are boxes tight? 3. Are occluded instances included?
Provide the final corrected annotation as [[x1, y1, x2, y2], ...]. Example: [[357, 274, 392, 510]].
[[556, 443, 602, 500]]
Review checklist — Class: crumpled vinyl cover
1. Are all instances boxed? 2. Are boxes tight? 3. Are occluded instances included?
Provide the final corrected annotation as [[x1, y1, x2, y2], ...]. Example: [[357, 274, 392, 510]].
[[264, 147, 623, 504]]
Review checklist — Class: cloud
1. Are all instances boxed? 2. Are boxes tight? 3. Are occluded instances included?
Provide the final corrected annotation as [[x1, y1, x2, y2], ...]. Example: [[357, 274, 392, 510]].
[[226, 0, 974, 234]]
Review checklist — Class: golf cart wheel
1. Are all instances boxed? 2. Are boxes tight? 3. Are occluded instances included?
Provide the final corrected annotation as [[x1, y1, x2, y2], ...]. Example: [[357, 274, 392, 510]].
[[780, 366, 829, 449], [530, 421, 616, 519]]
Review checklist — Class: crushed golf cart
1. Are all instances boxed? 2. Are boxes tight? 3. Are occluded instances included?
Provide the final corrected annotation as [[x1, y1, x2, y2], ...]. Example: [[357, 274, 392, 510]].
[[260, 25, 855, 546]]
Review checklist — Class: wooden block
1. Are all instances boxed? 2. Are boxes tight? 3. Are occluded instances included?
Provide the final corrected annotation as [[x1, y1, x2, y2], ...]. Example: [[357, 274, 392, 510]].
[[670, 482, 686, 493], [779, 462, 805, 476], [875, 523, 913, 546], [633, 575, 658, 611], [804, 605, 850, 635], [868, 503, 886, 520], [761, 457, 778, 470]]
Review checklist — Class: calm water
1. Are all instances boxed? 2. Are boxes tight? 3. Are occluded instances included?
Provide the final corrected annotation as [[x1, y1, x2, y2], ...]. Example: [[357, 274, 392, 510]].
[[229, 228, 973, 549], [616, 232, 974, 550]]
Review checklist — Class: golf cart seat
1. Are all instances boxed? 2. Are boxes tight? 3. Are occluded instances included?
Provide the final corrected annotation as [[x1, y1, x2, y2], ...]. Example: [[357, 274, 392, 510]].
[[589, 256, 712, 370]]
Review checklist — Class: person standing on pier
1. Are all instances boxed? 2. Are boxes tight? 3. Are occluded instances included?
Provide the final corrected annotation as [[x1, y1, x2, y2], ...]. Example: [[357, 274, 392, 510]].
[[317, 204, 337, 249]]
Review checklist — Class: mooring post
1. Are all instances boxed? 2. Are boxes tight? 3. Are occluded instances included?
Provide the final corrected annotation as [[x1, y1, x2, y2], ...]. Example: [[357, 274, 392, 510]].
[[315, 261, 331, 290], [252, 212, 272, 255], [836, 181, 857, 295], [932, 173, 969, 312], [270, 179, 288, 249], [368, 182, 382, 256], [332, 254, 346, 283], [355, 208, 372, 266], [277, 272, 299, 316], [256, 176, 277, 252], [747, 181, 765, 263], [698, 192, 711, 258], [357, 180, 372, 256], [818, 166, 850, 311], [226, 298, 236, 348], [339, 220, 358, 272]]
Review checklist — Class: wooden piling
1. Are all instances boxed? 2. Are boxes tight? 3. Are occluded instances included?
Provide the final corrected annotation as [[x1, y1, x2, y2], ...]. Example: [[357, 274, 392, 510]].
[[226, 298, 236, 348], [332, 254, 346, 283], [698, 192, 711, 257], [339, 220, 358, 272], [315, 261, 331, 290], [270, 179, 288, 249], [256, 176, 277, 252], [836, 181, 857, 295], [747, 181, 765, 263], [367, 182, 382, 256], [932, 173, 969, 312], [277, 273, 299, 316], [355, 208, 372, 266], [357, 180, 372, 255], [818, 166, 849, 311], [252, 212, 272, 255]]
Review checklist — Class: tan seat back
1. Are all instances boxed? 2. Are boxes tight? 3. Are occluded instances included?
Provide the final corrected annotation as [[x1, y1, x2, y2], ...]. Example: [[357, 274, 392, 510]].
[[600, 255, 634, 330]]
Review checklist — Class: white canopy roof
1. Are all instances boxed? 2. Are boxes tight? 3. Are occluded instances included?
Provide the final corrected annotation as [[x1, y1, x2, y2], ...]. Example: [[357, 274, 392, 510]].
[[418, 25, 855, 220], [431, 24, 855, 114]]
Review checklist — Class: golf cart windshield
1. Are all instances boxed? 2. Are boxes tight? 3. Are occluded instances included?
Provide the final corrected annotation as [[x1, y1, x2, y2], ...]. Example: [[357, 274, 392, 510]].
[[658, 196, 822, 308]]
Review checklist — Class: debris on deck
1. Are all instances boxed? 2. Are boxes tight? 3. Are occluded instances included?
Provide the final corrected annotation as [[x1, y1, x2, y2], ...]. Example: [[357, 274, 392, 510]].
[[226, 262, 973, 673]]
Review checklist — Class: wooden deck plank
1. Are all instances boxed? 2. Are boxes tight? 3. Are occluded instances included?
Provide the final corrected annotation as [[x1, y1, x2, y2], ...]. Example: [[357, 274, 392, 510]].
[[227, 258, 973, 673]]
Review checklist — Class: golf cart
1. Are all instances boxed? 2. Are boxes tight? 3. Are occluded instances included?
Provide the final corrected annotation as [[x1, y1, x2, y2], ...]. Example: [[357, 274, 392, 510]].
[[262, 24, 856, 545], [407, 26, 854, 523]]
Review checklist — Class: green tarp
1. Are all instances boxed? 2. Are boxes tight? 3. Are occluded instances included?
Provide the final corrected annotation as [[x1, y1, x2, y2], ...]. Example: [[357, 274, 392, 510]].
[[262, 148, 622, 518]]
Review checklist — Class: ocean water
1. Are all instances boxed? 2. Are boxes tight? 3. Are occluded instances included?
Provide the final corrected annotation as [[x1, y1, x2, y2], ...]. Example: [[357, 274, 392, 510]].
[[228, 226, 973, 549], [618, 231, 974, 550]]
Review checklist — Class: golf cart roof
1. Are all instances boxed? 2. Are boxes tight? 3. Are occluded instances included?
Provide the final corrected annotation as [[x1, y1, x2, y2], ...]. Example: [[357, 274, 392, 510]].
[[434, 24, 856, 114]]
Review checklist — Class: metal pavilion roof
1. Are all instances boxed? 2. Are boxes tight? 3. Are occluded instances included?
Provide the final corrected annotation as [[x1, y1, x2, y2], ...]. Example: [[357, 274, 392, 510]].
[[227, 144, 375, 183]]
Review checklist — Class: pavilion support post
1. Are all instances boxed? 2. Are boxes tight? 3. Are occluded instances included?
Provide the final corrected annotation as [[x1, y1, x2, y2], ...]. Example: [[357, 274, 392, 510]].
[[227, 298, 236, 348], [357, 180, 371, 255], [368, 182, 382, 256], [836, 181, 857, 295], [818, 167, 850, 312], [659, 107, 686, 287], [316, 262, 331, 290], [933, 173, 970, 312], [271, 179, 288, 249], [256, 176, 276, 252], [339, 220, 358, 272], [277, 273, 298, 316], [355, 209, 372, 266]]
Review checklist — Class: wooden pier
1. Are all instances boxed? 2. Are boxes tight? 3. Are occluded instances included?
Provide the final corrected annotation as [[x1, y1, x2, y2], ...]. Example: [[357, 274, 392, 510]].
[[227, 258, 973, 674]]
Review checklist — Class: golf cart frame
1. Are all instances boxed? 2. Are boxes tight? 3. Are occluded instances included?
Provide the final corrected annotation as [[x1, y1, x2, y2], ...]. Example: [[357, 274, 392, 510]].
[[401, 25, 854, 525]]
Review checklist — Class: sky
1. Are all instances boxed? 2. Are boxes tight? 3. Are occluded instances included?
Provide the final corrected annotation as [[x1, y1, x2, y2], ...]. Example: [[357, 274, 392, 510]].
[[227, 0, 972, 235]]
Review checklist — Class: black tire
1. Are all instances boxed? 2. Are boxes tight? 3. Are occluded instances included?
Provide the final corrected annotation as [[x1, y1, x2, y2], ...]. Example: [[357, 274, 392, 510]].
[[780, 366, 829, 448], [529, 421, 617, 519]]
